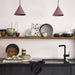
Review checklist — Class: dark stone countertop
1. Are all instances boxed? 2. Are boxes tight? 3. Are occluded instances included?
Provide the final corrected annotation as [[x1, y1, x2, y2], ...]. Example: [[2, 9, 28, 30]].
[[0, 58, 75, 65]]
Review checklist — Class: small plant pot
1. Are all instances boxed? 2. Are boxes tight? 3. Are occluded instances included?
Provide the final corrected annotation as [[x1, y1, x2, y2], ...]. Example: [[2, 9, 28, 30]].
[[16, 32, 20, 37], [1, 31, 6, 37]]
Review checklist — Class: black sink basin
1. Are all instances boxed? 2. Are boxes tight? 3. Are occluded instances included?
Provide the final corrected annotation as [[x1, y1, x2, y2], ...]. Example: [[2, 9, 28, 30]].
[[43, 59, 64, 64], [43, 59, 75, 64], [68, 59, 75, 63]]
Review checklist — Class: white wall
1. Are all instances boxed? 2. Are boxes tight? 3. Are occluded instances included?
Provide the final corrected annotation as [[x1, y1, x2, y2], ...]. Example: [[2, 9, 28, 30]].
[[0, 0, 75, 59]]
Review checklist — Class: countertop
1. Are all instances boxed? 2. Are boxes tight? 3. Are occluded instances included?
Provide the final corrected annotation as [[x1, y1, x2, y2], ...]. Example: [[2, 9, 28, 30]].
[[0, 58, 75, 65]]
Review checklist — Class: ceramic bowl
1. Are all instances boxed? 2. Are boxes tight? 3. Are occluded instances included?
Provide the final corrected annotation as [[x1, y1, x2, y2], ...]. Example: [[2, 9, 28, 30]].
[[6, 28, 15, 36], [39, 24, 53, 37]]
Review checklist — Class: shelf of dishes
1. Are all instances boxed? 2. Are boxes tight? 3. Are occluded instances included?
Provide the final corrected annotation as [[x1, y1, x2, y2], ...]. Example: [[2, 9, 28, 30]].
[[0, 23, 75, 38], [0, 36, 75, 39]]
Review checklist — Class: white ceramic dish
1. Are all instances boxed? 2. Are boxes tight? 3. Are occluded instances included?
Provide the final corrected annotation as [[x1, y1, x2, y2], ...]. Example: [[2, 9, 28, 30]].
[[39, 24, 53, 37]]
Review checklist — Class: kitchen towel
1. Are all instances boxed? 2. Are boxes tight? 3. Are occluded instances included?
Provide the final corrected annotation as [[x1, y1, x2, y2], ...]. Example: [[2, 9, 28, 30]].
[[30, 61, 44, 75]]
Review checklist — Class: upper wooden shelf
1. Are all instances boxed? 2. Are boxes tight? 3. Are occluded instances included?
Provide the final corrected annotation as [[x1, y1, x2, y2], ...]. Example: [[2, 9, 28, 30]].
[[0, 36, 75, 39]]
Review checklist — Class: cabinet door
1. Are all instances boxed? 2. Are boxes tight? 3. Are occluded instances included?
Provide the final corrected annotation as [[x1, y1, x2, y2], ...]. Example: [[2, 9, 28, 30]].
[[39, 65, 70, 75], [1, 64, 32, 75], [71, 65, 75, 75], [11, 65, 31, 75], [0, 65, 2, 75]]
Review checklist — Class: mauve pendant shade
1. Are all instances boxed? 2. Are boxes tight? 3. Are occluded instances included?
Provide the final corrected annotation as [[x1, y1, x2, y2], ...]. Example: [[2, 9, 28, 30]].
[[14, 5, 26, 15], [14, 0, 26, 16], [53, 6, 64, 16], [53, 0, 64, 16]]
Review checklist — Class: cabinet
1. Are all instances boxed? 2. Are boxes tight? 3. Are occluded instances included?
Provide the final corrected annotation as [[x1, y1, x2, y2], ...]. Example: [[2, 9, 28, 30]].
[[0, 64, 75, 75], [71, 65, 75, 75], [0, 64, 32, 75], [39, 65, 70, 75]]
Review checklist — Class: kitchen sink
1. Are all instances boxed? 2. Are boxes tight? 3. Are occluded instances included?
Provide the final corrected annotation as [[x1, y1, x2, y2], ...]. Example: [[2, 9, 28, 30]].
[[44, 59, 75, 64], [45, 61, 64, 64], [68, 59, 75, 63], [43, 59, 64, 64]]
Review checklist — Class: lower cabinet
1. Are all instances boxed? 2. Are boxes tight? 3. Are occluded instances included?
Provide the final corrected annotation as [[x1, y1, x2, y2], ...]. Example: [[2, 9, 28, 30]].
[[39, 65, 70, 75], [0, 64, 32, 75], [0, 64, 75, 75], [71, 65, 75, 75]]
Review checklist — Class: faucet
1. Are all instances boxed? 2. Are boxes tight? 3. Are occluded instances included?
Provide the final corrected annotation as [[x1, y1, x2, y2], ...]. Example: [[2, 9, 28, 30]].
[[59, 45, 70, 63]]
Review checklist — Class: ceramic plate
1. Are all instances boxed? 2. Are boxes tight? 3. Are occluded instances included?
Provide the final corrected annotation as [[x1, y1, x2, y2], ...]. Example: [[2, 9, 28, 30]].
[[6, 44, 19, 57], [39, 24, 53, 37]]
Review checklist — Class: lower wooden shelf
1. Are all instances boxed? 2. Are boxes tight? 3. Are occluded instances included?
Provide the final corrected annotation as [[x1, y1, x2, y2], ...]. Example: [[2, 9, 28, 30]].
[[0, 36, 75, 39]]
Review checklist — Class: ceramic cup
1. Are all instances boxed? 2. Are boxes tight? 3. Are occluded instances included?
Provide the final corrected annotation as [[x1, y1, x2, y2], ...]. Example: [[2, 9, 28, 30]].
[[16, 32, 20, 37], [1, 31, 6, 37]]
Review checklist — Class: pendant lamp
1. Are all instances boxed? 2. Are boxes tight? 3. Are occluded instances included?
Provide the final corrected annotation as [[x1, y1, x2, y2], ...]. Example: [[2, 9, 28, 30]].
[[14, 0, 26, 16], [53, 0, 64, 16]]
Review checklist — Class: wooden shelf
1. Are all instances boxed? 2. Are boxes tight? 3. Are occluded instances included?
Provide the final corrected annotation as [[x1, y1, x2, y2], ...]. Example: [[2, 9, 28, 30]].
[[0, 36, 75, 39]]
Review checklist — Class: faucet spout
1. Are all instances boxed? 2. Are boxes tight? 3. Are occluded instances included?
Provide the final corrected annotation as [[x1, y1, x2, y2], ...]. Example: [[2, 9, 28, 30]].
[[59, 45, 69, 63]]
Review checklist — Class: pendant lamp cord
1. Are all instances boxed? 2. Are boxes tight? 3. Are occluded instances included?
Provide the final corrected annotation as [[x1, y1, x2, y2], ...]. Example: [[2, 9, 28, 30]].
[[19, 0, 21, 5], [58, 0, 59, 6]]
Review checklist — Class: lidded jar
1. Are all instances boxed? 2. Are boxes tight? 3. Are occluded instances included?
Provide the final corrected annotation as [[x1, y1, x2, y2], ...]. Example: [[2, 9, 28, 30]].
[[22, 49, 26, 56]]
